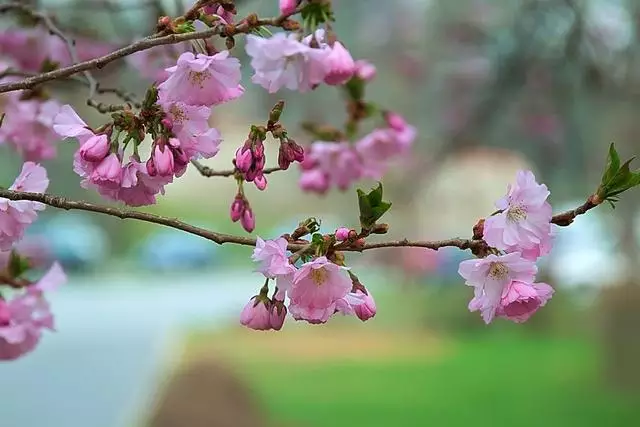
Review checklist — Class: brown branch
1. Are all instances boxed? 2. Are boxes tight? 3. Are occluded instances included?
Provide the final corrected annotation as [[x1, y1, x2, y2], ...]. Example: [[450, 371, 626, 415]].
[[0, 2, 99, 97], [191, 160, 283, 177], [0, 190, 602, 255], [0, 7, 298, 94], [551, 195, 600, 226]]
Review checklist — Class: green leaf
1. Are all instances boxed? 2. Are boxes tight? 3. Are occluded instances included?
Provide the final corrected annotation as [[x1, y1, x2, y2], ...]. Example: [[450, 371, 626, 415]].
[[300, 2, 334, 29], [357, 183, 393, 229], [311, 233, 324, 245], [8, 251, 30, 278], [601, 143, 621, 186]]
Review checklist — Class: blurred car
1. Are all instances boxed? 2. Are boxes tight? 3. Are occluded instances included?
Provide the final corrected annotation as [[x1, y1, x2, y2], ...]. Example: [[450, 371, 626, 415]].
[[26, 213, 110, 272], [137, 226, 219, 271]]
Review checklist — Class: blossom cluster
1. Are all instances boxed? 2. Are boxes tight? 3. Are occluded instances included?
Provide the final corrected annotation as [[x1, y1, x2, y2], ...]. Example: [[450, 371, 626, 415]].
[[0, 163, 66, 360], [459, 171, 555, 323], [241, 235, 376, 330]]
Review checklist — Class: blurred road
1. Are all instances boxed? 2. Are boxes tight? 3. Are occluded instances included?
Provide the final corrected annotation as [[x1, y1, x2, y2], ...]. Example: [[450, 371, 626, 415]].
[[0, 270, 259, 427]]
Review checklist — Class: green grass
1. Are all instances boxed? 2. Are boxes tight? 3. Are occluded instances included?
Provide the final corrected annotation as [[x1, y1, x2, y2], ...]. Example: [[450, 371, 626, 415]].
[[237, 335, 638, 427]]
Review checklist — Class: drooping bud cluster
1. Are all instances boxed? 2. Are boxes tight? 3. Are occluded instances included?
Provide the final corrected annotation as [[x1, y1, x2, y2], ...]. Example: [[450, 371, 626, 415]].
[[230, 193, 255, 233]]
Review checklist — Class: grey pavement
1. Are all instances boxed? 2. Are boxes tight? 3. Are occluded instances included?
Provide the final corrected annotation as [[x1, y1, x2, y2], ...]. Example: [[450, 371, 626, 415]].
[[1, 270, 259, 427]]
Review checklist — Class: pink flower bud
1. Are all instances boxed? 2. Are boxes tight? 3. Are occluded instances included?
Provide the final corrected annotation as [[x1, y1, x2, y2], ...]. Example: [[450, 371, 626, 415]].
[[79, 134, 110, 162], [146, 157, 157, 176], [299, 169, 329, 194], [161, 118, 173, 130], [335, 227, 351, 241], [354, 60, 377, 81], [241, 207, 256, 233], [240, 296, 272, 331], [152, 145, 175, 177], [0, 300, 11, 326], [279, 0, 298, 15], [385, 111, 408, 132], [254, 174, 267, 191], [291, 142, 305, 162], [353, 238, 366, 248], [235, 147, 253, 172], [230, 197, 244, 222], [90, 153, 122, 188], [270, 300, 287, 331], [354, 289, 376, 321], [324, 42, 356, 85]]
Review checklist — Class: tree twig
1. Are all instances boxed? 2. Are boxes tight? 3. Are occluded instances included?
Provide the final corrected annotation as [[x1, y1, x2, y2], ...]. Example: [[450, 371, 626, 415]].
[[0, 189, 602, 254], [191, 160, 283, 177]]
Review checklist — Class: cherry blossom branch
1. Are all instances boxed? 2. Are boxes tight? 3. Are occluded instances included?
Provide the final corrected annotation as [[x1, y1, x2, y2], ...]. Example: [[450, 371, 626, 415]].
[[0, 9, 298, 94], [0, 2, 99, 98], [0, 189, 602, 254], [191, 160, 283, 177]]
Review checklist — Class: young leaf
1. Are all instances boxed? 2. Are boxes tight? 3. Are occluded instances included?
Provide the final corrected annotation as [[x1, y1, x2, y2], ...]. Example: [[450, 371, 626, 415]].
[[357, 183, 393, 229], [601, 143, 621, 186]]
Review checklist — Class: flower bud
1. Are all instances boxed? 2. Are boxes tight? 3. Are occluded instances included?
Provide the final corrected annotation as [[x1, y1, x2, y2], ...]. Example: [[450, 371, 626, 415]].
[[353, 238, 366, 248], [270, 299, 287, 331], [335, 227, 351, 241], [146, 157, 157, 176], [161, 118, 173, 130], [152, 145, 175, 177], [354, 60, 377, 81], [241, 207, 256, 233], [235, 147, 253, 172], [354, 289, 376, 321], [254, 174, 267, 191], [79, 134, 110, 162], [324, 42, 356, 86], [279, 0, 298, 15], [240, 296, 272, 331], [384, 111, 408, 132], [230, 197, 244, 222]]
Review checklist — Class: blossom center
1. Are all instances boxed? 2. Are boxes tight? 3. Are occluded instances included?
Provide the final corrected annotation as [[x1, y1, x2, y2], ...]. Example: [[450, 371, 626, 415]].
[[188, 70, 211, 88], [488, 262, 508, 280], [507, 205, 527, 222], [169, 105, 186, 125], [310, 267, 327, 286]]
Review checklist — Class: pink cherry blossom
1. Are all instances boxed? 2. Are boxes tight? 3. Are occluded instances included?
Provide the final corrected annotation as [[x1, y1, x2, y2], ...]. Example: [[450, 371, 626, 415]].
[[0, 163, 49, 251], [495, 281, 554, 323], [458, 253, 538, 323], [252, 237, 295, 278], [301, 142, 362, 192], [126, 43, 190, 83], [483, 170, 553, 258], [0, 98, 62, 161], [52, 104, 95, 144], [161, 101, 211, 136], [0, 262, 66, 360], [98, 159, 170, 207], [89, 153, 122, 189], [240, 296, 272, 331], [353, 289, 376, 321], [158, 51, 244, 106], [299, 169, 330, 193], [288, 256, 352, 323], [356, 120, 417, 180], [245, 32, 330, 93], [324, 42, 356, 85]]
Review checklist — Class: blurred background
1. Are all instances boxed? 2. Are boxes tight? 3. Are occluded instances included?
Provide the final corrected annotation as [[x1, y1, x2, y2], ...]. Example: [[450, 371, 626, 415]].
[[1, 0, 640, 426]]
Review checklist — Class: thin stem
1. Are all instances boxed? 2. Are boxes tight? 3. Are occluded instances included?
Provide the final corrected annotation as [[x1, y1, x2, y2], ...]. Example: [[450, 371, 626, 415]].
[[191, 160, 283, 177]]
